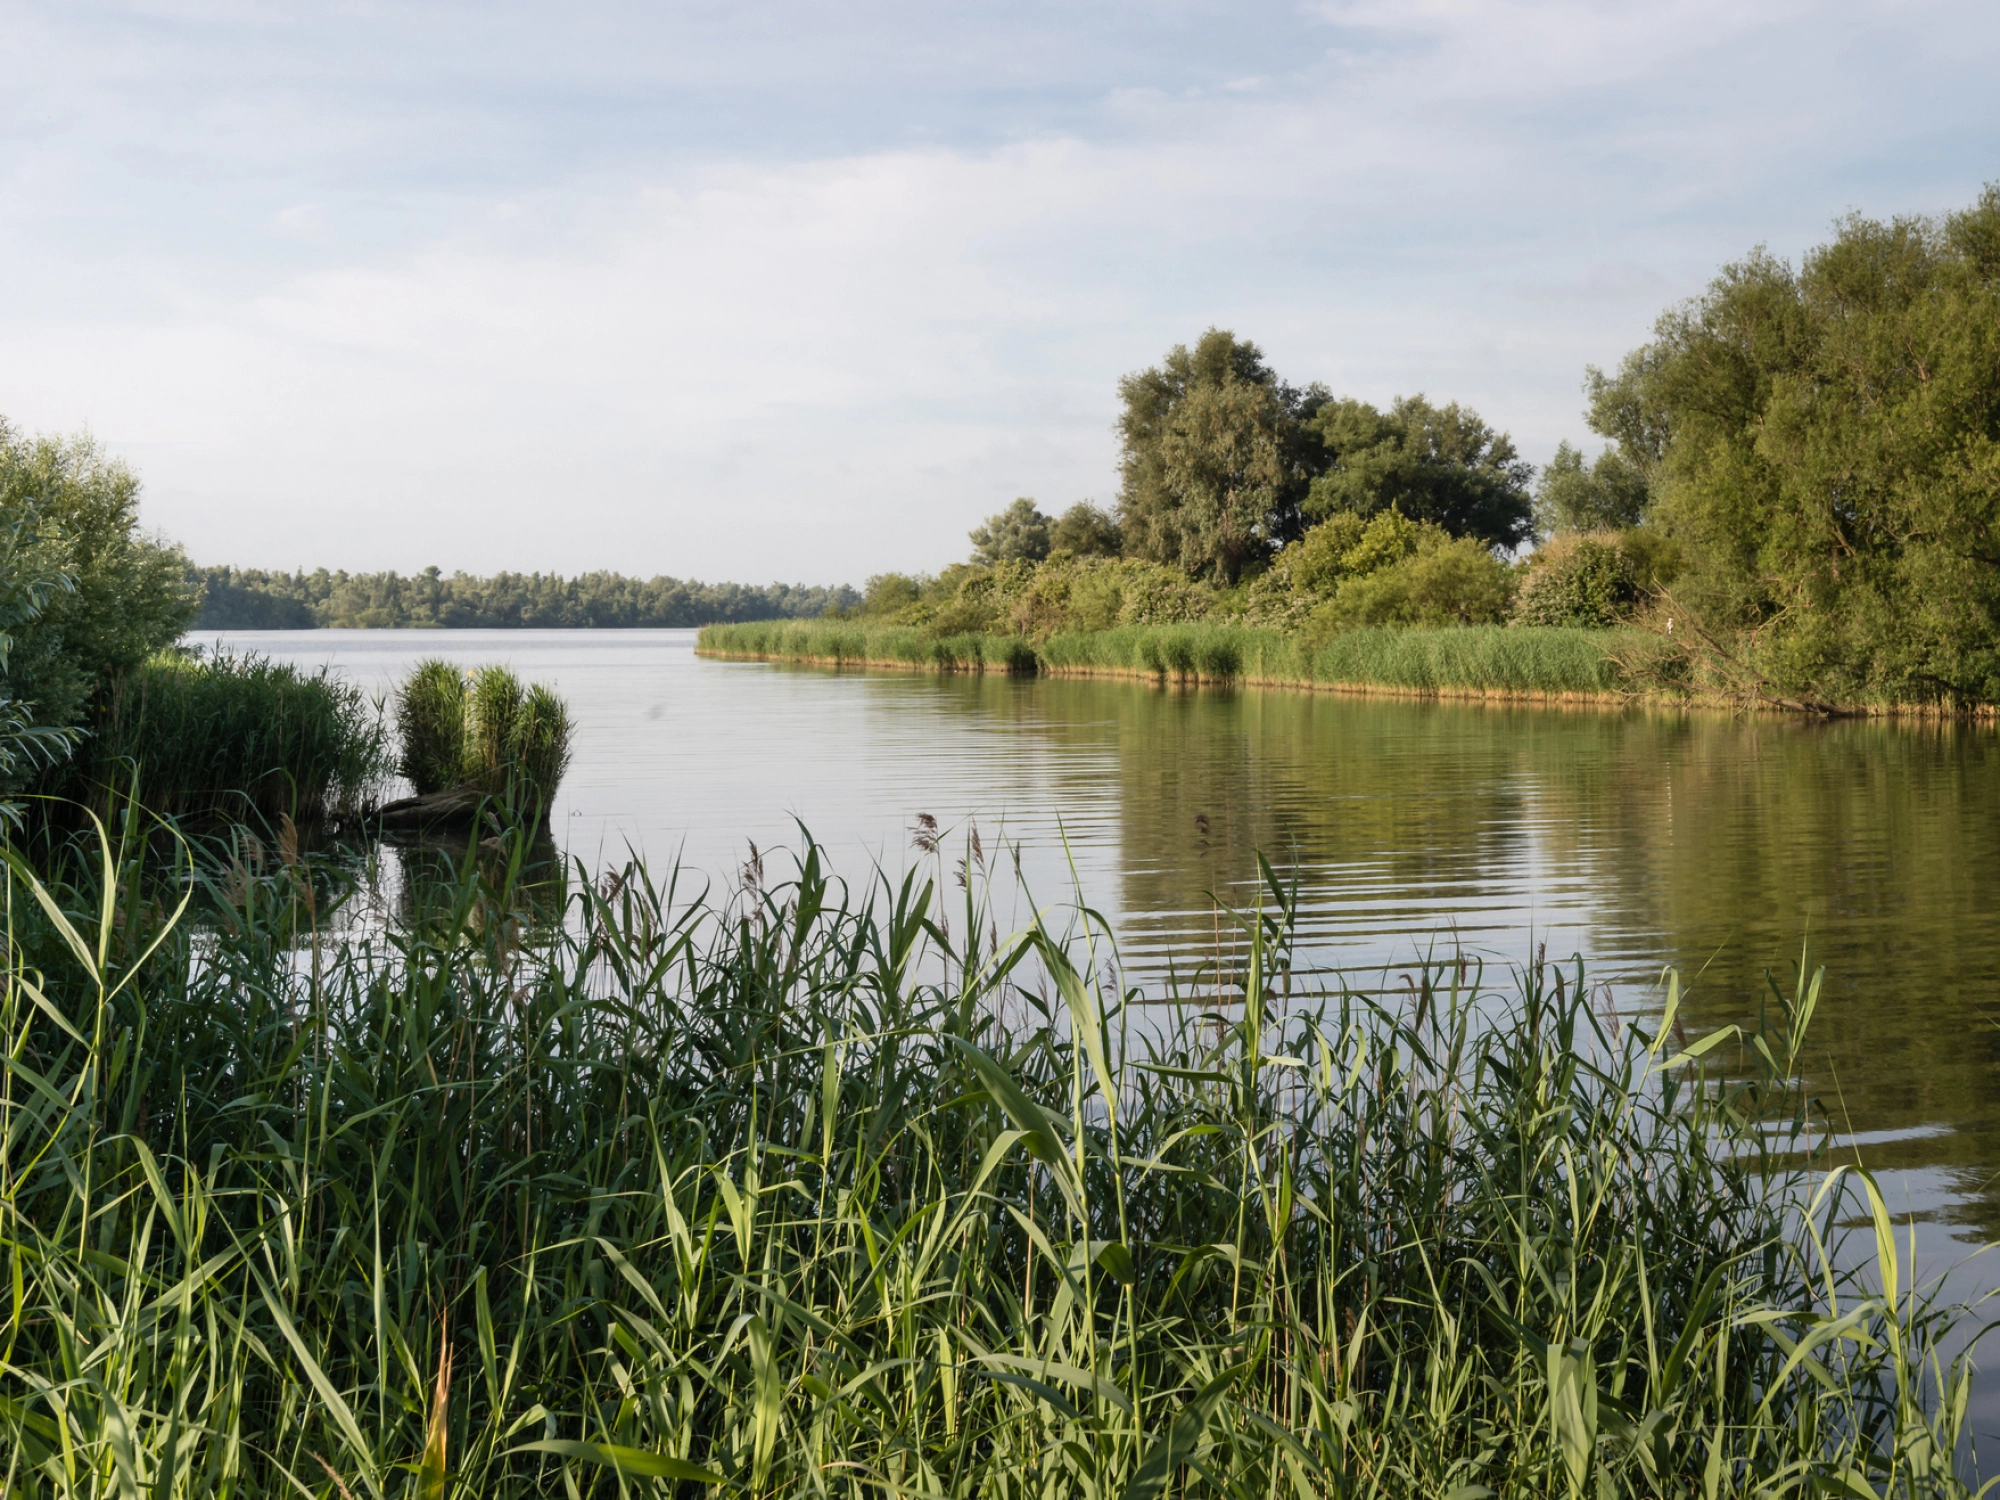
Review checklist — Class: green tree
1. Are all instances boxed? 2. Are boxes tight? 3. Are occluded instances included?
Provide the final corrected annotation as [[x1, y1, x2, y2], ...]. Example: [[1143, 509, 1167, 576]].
[[1115, 329, 1326, 584], [1533, 441, 1649, 535], [968, 498, 1052, 565], [0, 420, 197, 736], [1304, 395, 1534, 549], [1598, 186, 2000, 705], [1048, 501, 1121, 557]]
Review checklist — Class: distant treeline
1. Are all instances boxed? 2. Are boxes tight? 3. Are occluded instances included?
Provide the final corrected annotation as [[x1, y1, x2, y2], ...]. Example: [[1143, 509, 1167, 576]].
[[190, 566, 859, 630]]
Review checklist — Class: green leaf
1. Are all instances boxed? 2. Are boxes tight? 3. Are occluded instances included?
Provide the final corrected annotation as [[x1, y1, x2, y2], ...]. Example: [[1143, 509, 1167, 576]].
[[1120, 1365, 1241, 1500], [1096, 1240, 1137, 1285]]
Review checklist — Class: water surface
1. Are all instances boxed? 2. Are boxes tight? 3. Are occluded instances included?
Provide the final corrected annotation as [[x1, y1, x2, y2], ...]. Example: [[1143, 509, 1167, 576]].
[[216, 628, 2000, 1242]]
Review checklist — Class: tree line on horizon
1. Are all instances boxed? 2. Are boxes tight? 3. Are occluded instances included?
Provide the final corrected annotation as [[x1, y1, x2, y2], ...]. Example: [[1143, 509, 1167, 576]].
[[190, 565, 859, 631]]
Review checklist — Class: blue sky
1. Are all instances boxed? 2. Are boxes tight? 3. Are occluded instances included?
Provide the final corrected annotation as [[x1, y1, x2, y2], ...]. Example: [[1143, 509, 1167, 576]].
[[2, 1, 1995, 582]]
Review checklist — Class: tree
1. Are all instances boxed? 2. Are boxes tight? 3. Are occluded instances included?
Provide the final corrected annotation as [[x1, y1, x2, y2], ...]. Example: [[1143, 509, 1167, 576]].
[[1115, 329, 1326, 584], [968, 498, 1052, 565], [1599, 185, 2000, 706], [1533, 441, 1649, 536], [1049, 501, 1121, 557], [0, 420, 197, 738], [1303, 395, 1533, 549]]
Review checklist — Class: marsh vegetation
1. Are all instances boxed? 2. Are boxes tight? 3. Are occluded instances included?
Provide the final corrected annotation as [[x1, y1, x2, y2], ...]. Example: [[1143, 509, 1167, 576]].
[[0, 818, 1988, 1496]]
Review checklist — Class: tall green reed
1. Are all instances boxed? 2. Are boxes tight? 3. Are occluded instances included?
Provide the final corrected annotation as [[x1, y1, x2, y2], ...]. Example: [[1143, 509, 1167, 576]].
[[396, 660, 467, 796], [394, 659, 574, 811], [0, 820, 1987, 1497], [76, 648, 387, 821], [701, 619, 1639, 697]]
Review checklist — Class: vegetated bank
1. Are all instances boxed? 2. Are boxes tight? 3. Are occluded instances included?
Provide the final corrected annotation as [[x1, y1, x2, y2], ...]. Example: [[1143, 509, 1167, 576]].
[[698, 617, 1657, 703], [733, 184, 2000, 716], [0, 821, 1982, 1495]]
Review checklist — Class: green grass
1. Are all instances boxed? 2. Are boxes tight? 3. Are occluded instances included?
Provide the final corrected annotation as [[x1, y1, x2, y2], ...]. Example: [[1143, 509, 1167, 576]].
[[703, 619, 1648, 697], [0, 818, 1987, 1496], [76, 647, 388, 821]]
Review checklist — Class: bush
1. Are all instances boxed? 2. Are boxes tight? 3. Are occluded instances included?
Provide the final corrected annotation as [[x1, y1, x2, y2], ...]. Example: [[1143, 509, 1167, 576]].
[[0, 419, 198, 771], [1512, 532, 1640, 628], [1311, 535, 1516, 632]]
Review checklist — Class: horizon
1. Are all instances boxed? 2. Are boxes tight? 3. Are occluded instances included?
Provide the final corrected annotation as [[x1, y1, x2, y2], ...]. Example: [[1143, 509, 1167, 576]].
[[3, 1, 1996, 585]]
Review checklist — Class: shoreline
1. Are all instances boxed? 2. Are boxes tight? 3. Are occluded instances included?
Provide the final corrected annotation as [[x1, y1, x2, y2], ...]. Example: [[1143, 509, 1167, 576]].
[[695, 646, 1643, 707], [695, 635, 2000, 721]]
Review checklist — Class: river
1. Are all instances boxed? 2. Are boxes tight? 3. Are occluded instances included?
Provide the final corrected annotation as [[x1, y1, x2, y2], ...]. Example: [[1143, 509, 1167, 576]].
[[215, 627, 2000, 1253]]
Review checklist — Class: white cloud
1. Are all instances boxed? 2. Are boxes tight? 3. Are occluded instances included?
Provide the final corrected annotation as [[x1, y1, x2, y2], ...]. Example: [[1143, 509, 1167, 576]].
[[0, 0, 1993, 579]]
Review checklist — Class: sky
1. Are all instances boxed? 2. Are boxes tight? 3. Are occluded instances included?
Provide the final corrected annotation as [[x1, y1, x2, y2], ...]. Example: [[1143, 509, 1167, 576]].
[[0, 1, 1995, 584]]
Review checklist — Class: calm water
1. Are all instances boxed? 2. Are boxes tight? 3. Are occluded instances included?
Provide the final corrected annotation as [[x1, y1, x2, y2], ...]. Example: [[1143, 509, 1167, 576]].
[[215, 628, 2000, 1245]]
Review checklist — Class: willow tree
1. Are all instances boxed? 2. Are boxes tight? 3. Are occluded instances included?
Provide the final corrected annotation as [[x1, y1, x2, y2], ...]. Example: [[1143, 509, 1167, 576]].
[[1596, 185, 2000, 707], [1114, 329, 1325, 584]]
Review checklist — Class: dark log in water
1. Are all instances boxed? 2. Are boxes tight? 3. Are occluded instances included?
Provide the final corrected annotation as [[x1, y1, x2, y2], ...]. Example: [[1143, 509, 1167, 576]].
[[373, 783, 503, 833]]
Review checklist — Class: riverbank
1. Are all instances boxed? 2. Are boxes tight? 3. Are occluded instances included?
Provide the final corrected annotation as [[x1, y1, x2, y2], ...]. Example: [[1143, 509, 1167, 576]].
[[699, 618, 1659, 704], [698, 620, 2000, 717]]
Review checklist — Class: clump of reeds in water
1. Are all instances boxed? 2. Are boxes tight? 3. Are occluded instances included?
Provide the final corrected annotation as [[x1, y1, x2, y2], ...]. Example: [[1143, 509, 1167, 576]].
[[395, 657, 574, 812], [75, 646, 388, 820], [0, 822, 1989, 1497]]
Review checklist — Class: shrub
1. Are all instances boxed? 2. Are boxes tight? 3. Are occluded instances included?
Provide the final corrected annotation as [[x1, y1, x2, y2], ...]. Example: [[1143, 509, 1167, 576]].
[[0, 419, 198, 767], [1311, 534, 1516, 632], [1512, 532, 1640, 628]]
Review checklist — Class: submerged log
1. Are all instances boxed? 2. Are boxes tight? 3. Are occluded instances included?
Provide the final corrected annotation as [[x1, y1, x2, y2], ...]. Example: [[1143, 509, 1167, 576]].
[[373, 784, 503, 832]]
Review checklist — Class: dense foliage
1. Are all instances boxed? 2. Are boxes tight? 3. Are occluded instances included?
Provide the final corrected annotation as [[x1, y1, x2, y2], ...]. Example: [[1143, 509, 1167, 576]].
[[1115, 330, 1329, 583], [1112, 330, 1534, 583], [192, 565, 859, 630], [969, 498, 1054, 565], [1586, 184, 2000, 707], [1, 824, 1980, 1496], [1533, 440, 1651, 536], [1303, 394, 1535, 548]]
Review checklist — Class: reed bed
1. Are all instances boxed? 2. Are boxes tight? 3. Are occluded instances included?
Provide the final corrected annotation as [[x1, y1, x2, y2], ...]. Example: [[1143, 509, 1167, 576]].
[[700, 619, 1038, 674], [701, 620, 1643, 698], [0, 818, 1987, 1497], [76, 648, 388, 820]]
